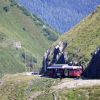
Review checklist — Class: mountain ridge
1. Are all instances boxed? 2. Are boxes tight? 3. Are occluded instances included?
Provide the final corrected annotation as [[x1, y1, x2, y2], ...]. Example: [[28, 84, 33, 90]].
[[0, 0, 59, 77], [53, 6, 100, 67]]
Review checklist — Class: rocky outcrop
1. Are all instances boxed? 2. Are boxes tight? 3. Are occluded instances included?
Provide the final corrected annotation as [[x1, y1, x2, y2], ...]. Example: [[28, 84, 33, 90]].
[[83, 48, 100, 79], [40, 41, 67, 74]]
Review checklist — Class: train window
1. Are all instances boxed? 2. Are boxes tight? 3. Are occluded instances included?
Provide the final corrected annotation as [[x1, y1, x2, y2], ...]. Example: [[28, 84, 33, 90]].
[[64, 69, 68, 73], [69, 69, 73, 72], [64, 69, 69, 76]]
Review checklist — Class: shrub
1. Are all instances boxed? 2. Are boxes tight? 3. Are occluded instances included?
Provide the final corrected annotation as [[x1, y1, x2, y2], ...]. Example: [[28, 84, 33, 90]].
[[43, 28, 58, 41], [10, 0, 17, 6], [22, 27, 26, 31], [3, 6, 10, 12], [32, 56, 37, 63], [48, 33, 58, 41], [17, 5, 30, 16], [0, 33, 6, 42], [21, 52, 37, 65]]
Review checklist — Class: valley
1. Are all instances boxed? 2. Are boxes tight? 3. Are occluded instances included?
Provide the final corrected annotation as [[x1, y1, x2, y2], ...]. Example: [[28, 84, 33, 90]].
[[0, 0, 100, 100], [17, 0, 100, 33]]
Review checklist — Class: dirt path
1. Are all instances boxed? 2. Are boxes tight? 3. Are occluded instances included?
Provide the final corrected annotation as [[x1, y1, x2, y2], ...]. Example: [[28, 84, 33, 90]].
[[52, 79, 100, 91]]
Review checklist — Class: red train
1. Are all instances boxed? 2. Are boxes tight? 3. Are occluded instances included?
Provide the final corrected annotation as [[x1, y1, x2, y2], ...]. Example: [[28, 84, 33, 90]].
[[47, 64, 83, 78]]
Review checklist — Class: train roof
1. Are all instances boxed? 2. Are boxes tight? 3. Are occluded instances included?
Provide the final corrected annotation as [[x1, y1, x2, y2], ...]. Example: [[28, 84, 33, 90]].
[[47, 64, 82, 69]]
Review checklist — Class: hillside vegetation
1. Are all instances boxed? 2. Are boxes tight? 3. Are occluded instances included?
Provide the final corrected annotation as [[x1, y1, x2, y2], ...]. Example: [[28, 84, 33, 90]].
[[0, 74, 60, 100], [0, 74, 36, 100], [54, 6, 100, 66], [36, 85, 100, 100], [0, 0, 59, 77]]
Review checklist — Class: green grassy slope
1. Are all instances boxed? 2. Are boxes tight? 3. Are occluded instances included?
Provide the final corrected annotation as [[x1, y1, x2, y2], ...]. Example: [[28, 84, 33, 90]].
[[36, 86, 100, 100], [0, 0, 59, 77], [0, 74, 60, 100], [0, 74, 100, 100], [0, 74, 39, 100], [54, 6, 100, 66]]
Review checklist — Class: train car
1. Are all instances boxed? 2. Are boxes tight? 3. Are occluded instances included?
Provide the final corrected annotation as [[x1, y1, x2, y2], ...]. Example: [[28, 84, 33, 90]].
[[47, 64, 83, 78]]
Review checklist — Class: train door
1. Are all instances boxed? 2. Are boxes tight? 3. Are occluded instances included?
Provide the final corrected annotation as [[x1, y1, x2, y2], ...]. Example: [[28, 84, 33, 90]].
[[64, 69, 69, 77]]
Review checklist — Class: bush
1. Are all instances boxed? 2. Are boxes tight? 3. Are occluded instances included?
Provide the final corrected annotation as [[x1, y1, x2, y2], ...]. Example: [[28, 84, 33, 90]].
[[3, 6, 10, 12], [22, 8, 30, 16], [32, 56, 37, 63], [43, 28, 58, 41], [21, 52, 37, 66], [17, 5, 30, 16], [0, 33, 6, 42], [22, 27, 26, 31], [10, 0, 17, 6], [48, 33, 58, 41]]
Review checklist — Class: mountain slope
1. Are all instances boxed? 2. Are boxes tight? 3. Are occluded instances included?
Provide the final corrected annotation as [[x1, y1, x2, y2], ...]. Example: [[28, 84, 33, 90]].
[[17, 0, 100, 33], [0, 0, 59, 77], [54, 6, 100, 66]]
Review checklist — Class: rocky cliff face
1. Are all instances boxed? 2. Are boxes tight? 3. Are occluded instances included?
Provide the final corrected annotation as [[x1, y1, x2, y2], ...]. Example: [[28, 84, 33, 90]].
[[40, 41, 67, 74], [83, 48, 100, 79]]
